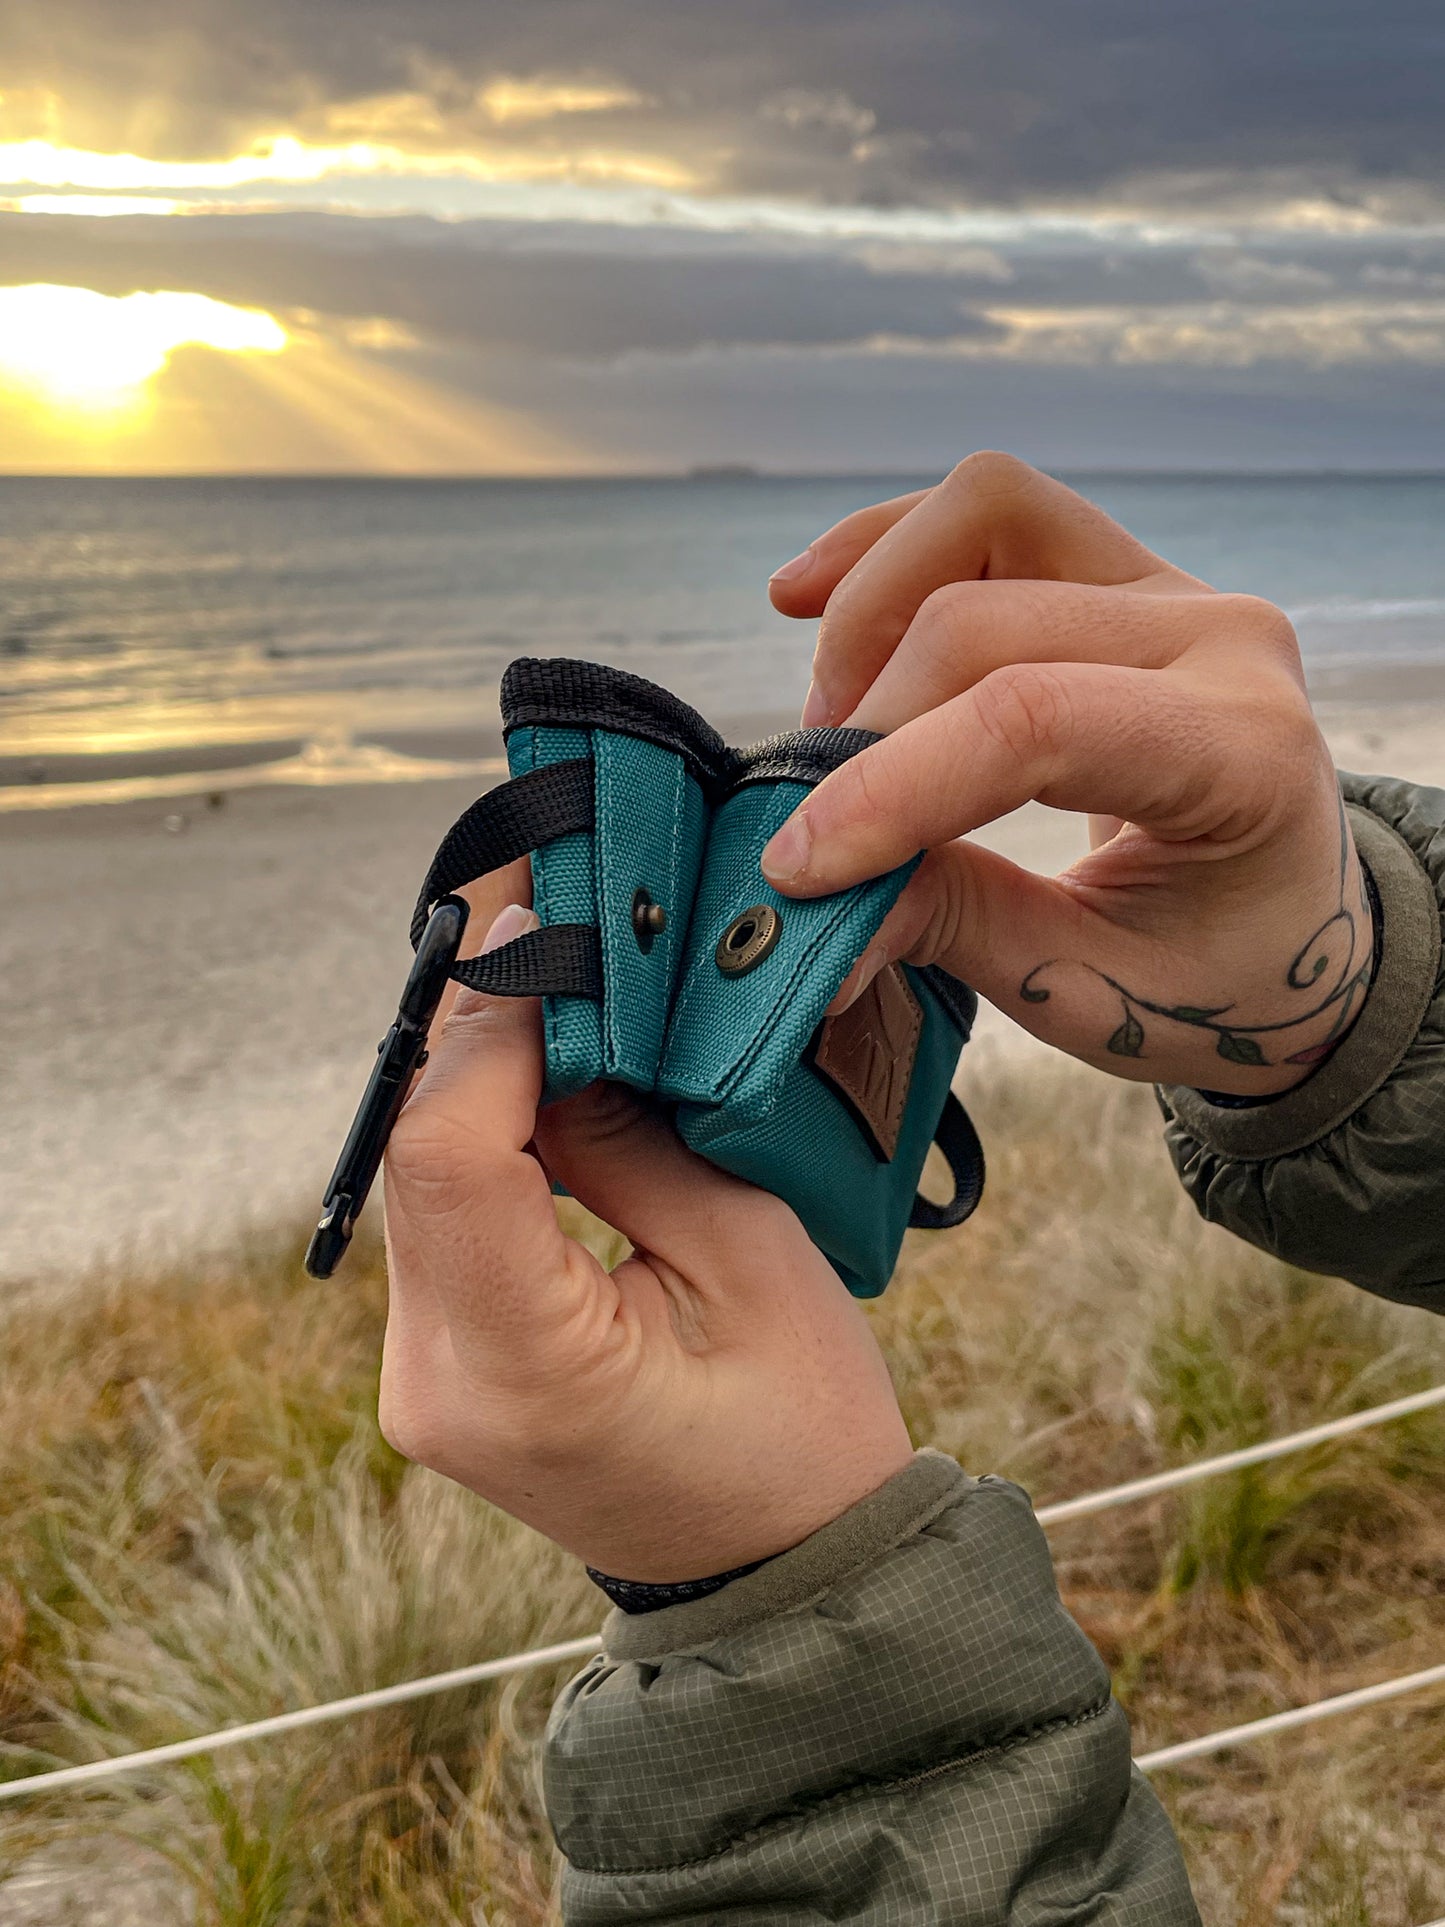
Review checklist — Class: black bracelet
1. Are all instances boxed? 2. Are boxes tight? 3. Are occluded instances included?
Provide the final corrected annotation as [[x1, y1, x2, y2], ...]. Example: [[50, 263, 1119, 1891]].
[[586, 1555, 771, 1615]]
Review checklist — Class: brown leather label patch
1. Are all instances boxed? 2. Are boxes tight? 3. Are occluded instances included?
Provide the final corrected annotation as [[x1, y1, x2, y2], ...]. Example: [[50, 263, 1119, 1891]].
[[813, 964, 923, 1161]]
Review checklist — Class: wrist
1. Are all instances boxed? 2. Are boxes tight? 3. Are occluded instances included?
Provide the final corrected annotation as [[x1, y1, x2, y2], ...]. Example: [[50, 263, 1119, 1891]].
[[1195, 852, 1383, 1104], [1126, 797, 1378, 1098], [1212, 826, 1379, 1098], [576, 1429, 916, 1587], [1262, 846, 1381, 1093]]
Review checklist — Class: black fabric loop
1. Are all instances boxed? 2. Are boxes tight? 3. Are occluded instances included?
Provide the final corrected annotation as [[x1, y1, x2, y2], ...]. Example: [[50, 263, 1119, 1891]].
[[448, 922, 603, 1000], [409, 758, 595, 946], [909, 1091, 986, 1230]]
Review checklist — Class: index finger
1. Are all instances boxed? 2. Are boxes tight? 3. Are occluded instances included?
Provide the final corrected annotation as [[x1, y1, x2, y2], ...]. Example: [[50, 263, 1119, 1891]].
[[761, 658, 1289, 896], [805, 454, 1195, 724]]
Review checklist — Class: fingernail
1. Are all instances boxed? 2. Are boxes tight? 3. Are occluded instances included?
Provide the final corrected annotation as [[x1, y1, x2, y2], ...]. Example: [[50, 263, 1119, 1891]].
[[829, 944, 884, 1016], [761, 810, 812, 885], [769, 547, 814, 584], [481, 902, 537, 952], [800, 679, 831, 728]]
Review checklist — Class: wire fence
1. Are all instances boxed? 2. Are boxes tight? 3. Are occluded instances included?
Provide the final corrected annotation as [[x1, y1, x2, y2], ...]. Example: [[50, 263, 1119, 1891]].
[[2, 1375, 1443, 1856]]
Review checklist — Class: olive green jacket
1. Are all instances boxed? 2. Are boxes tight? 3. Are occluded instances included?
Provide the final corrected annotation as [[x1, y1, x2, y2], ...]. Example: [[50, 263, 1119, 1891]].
[[543, 773, 1444, 1923]]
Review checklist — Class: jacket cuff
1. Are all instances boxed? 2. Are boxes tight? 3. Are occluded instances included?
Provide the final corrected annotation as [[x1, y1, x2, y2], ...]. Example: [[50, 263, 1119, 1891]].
[[546, 1450, 1199, 1914], [600, 1449, 965, 1663], [1158, 802, 1441, 1163]]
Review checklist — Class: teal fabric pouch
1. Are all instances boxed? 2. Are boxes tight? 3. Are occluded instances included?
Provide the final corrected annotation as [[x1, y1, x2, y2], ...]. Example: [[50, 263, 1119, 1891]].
[[411, 658, 984, 1297]]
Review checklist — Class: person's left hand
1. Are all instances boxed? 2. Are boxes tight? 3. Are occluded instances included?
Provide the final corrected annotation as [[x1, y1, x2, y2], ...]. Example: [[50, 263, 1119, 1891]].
[[378, 859, 912, 1583]]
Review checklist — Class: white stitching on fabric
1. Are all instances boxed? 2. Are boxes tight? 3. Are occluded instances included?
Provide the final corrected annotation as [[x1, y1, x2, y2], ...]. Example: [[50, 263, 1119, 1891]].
[[519, 730, 560, 1073], [660, 751, 687, 1078], [594, 731, 618, 1072]]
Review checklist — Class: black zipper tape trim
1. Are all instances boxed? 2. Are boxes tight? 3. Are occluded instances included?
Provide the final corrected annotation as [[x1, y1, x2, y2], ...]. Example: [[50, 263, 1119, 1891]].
[[502, 657, 733, 791], [501, 657, 881, 798]]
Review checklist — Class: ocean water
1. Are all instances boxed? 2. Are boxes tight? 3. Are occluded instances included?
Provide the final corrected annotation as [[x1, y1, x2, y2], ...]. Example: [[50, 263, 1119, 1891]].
[[3, 472, 1444, 803]]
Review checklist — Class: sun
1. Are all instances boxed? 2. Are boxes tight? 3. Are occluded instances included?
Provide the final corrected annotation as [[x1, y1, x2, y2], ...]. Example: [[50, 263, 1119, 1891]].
[[0, 284, 289, 410]]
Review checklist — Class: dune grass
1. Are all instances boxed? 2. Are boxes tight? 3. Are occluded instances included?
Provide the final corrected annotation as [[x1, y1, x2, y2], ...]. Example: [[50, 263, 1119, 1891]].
[[1, 1056, 1442, 1924]]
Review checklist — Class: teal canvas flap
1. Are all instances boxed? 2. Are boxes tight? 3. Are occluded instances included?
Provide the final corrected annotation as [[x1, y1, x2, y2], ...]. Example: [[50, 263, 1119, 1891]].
[[591, 730, 708, 1091], [656, 779, 919, 1111]]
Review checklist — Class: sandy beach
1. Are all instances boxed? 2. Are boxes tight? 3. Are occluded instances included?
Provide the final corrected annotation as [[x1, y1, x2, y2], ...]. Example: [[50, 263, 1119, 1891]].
[[1, 691, 1440, 1288]]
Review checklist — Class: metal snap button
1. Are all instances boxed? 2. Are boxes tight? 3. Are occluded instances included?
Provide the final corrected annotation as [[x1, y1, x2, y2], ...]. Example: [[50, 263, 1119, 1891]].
[[631, 887, 667, 953], [716, 904, 782, 975]]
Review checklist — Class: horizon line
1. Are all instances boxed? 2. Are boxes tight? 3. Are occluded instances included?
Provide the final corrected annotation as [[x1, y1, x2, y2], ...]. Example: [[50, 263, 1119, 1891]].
[[3, 465, 1445, 484]]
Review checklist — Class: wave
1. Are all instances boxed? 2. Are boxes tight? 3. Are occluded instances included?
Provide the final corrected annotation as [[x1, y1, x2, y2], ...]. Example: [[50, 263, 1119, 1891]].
[[1287, 596, 1445, 624]]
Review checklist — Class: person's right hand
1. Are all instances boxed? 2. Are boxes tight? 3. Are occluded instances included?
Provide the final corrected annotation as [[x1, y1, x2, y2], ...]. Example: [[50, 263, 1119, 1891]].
[[378, 859, 912, 1584], [762, 454, 1374, 1097]]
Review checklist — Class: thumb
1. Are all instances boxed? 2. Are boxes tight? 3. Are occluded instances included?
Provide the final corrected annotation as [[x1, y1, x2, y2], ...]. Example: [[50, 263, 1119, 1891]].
[[383, 903, 586, 1375], [830, 841, 1128, 1063]]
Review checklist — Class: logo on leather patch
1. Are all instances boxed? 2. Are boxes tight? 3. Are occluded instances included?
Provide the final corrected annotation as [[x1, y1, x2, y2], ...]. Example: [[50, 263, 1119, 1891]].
[[813, 964, 923, 1161]]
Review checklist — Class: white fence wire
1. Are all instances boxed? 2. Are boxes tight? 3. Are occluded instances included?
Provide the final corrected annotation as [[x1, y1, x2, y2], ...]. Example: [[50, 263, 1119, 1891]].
[[1034, 1380, 1445, 1524], [1, 1379, 1442, 1810], [1135, 1661, 1445, 1772], [0, 1637, 604, 1804]]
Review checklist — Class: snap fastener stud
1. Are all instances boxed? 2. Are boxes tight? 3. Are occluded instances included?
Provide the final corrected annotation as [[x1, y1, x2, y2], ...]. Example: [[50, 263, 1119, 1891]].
[[631, 887, 667, 953], [716, 904, 782, 976]]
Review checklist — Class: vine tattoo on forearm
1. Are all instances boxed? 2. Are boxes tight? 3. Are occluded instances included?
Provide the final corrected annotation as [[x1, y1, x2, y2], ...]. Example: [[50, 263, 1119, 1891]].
[[1018, 797, 1374, 1071]]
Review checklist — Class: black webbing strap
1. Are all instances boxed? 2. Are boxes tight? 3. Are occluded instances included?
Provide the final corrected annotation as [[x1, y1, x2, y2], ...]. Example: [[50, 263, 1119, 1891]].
[[448, 922, 603, 999], [410, 757, 603, 1001], [409, 758, 595, 946], [909, 1092, 986, 1229]]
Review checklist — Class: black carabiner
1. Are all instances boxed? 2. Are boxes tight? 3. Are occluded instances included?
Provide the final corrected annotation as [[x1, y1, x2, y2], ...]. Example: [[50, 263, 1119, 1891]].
[[305, 895, 469, 1279]]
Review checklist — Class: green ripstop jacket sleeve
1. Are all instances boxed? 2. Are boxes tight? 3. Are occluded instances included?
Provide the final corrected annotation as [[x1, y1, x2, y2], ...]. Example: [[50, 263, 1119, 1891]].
[[543, 1450, 1200, 1925], [1159, 774, 1445, 1313]]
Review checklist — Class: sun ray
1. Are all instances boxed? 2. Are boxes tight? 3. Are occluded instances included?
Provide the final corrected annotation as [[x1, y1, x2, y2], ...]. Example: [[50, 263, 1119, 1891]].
[[237, 340, 589, 472]]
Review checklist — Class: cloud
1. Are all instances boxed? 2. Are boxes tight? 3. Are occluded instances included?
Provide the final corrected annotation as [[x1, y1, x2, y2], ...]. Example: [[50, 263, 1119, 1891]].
[[0, 209, 1010, 357], [8, 204, 1445, 373], [962, 300, 1445, 368], [477, 76, 648, 127], [759, 89, 877, 142], [3, 0, 1444, 212], [1193, 251, 1337, 297], [4, 2, 1445, 472]]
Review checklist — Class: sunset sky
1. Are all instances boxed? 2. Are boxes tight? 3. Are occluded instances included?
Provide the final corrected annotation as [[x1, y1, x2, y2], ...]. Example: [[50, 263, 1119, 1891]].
[[3, 1, 1444, 473]]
